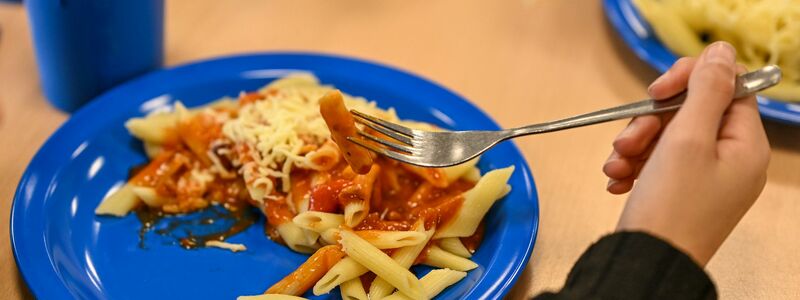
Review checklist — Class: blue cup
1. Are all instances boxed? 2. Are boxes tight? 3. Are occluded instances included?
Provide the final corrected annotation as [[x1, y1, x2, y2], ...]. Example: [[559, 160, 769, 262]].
[[26, 0, 164, 112]]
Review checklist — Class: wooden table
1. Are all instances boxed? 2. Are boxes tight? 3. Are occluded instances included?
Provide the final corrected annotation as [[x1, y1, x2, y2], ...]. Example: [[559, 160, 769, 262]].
[[1, 1, 799, 299]]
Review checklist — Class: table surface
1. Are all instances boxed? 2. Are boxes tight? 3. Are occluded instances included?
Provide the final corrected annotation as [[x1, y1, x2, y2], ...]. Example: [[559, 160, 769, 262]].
[[2, 1, 799, 299]]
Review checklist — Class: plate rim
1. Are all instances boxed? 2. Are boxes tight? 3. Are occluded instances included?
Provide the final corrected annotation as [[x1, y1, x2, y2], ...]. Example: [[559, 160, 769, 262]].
[[602, 0, 800, 125], [10, 51, 540, 299]]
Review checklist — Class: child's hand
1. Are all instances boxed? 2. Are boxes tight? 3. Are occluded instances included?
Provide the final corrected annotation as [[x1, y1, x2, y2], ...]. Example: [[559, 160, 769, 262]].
[[603, 41, 770, 266]]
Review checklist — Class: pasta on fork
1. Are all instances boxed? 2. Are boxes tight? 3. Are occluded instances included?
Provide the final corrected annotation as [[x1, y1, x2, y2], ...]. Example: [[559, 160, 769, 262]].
[[95, 74, 514, 299]]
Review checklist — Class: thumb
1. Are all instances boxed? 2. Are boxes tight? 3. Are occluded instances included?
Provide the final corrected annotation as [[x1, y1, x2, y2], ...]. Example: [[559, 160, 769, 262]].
[[669, 42, 737, 140]]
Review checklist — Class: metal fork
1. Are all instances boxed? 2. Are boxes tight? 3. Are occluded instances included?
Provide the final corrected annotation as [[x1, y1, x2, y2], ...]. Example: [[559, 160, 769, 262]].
[[348, 65, 782, 168]]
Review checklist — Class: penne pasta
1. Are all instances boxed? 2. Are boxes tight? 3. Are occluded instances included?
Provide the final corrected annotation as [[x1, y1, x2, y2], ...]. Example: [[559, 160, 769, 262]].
[[382, 269, 467, 300], [422, 245, 478, 272], [319, 228, 341, 246], [343, 201, 368, 228], [437, 237, 472, 258], [355, 230, 426, 250], [319, 90, 374, 174], [143, 141, 164, 158], [313, 257, 369, 295], [130, 185, 169, 208], [341, 164, 380, 227], [442, 157, 479, 184], [306, 140, 341, 171], [277, 222, 320, 254], [461, 167, 481, 183], [98, 74, 514, 298], [95, 183, 140, 216], [293, 211, 344, 233], [368, 222, 434, 300], [340, 278, 369, 300], [124, 112, 179, 145], [435, 166, 514, 239], [266, 245, 346, 296], [339, 230, 425, 300], [237, 294, 309, 300]]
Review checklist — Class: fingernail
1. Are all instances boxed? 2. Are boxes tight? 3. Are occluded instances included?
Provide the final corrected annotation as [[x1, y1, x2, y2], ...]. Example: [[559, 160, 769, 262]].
[[647, 71, 669, 95], [705, 41, 735, 63], [606, 179, 617, 191], [618, 121, 638, 139]]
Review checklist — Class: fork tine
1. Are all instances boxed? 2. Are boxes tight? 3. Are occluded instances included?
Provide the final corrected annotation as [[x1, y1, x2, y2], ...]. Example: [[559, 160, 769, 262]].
[[350, 110, 414, 145], [350, 110, 416, 136], [356, 128, 415, 154], [347, 136, 418, 164]]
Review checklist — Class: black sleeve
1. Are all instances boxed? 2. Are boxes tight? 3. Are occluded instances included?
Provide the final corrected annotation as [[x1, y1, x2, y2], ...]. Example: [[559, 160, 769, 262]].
[[532, 231, 717, 300]]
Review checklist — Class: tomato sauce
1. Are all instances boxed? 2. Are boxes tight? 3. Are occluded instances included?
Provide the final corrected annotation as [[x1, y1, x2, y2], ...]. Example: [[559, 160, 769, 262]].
[[264, 198, 294, 227], [309, 178, 350, 213]]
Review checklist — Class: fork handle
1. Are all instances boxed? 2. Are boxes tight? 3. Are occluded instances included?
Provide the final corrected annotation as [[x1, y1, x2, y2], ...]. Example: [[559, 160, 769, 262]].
[[507, 65, 782, 136]]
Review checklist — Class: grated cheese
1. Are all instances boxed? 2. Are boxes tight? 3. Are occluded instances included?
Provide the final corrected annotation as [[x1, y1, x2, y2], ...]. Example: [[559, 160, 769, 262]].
[[205, 240, 247, 252], [220, 75, 400, 204]]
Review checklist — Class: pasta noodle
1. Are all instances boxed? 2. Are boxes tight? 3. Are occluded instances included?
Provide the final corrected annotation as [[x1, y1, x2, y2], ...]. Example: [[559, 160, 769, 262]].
[[99, 74, 515, 298], [633, 0, 800, 101], [438, 237, 472, 258], [354, 230, 426, 249], [319, 228, 341, 246], [368, 222, 434, 300], [319, 90, 375, 174], [435, 166, 515, 239], [292, 211, 344, 233], [340, 279, 369, 300], [341, 164, 380, 226], [382, 269, 467, 300], [266, 245, 346, 296], [313, 257, 369, 295], [237, 294, 308, 300], [277, 223, 320, 254], [422, 244, 479, 272], [95, 183, 140, 216], [339, 230, 425, 300]]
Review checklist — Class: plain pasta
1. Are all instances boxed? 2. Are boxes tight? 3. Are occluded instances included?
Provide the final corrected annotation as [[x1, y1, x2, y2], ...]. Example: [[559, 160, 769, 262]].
[[313, 257, 369, 295], [125, 112, 179, 144], [237, 294, 309, 300], [355, 230, 426, 249], [442, 157, 479, 184], [633, 0, 800, 101], [130, 185, 168, 208], [422, 245, 478, 272], [339, 230, 425, 300], [340, 279, 369, 300], [435, 166, 514, 238], [382, 269, 468, 300], [277, 222, 320, 254], [437, 237, 472, 258], [368, 222, 434, 300], [94, 183, 140, 216], [319, 228, 340, 246]]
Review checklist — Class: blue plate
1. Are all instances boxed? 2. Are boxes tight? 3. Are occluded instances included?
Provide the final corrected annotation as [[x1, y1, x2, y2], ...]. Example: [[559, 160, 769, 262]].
[[603, 0, 800, 125], [11, 53, 539, 299]]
